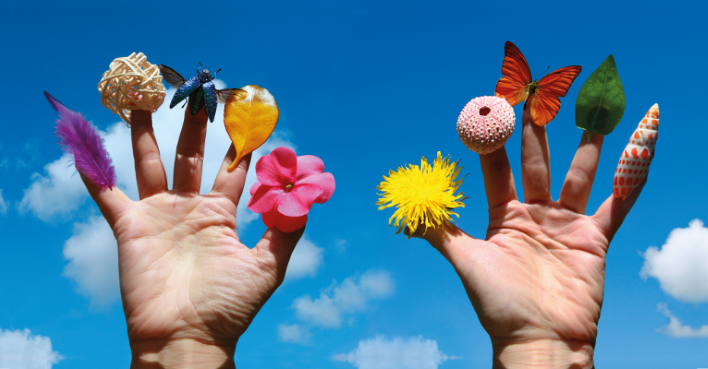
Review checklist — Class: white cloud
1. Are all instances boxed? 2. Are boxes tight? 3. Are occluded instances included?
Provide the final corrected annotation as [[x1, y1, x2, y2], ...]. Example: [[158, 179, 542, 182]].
[[285, 235, 324, 280], [22, 82, 295, 230], [333, 335, 460, 369], [16, 142, 41, 169], [292, 270, 394, 329], [656, 303, 708, 338], [277, 324, 311, 344], [62, 215, 119, 307], [640, 219, 708, 303], [335, 238, 347, 253], [0, 189, 7, 215], [18, 154, 87, 221], [0, 328, 63, 369]]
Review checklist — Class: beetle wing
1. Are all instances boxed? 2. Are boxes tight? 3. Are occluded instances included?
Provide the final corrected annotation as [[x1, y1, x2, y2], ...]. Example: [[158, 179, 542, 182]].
[[216, 88, 248, 104], [170, 76, 201, 108], [203, 82, 218, 122], [158, 65, 186, 89]]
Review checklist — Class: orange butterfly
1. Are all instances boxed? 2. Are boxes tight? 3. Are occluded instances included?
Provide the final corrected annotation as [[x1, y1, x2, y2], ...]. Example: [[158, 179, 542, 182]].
[[494, 41, 582, 126]]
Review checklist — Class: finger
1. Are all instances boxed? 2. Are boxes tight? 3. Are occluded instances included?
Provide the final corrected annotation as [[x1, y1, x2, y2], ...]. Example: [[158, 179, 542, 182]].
[[520, 107, 551, 203], [592, 174, 647, 243], [80, 173, 132, 227], [559, 131, 604, 214], [212, 146, 252, 206], [407, 222, 465, 254], [173, 108, 208, 193], [409, 223, 484, 272], [131, 110, 168, 199], [254, 226, 306, 285], [479, 147, 517, 210]]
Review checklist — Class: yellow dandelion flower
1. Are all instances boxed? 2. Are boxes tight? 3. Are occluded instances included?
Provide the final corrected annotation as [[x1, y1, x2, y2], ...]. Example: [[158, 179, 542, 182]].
[[376, 152, 466, 236]]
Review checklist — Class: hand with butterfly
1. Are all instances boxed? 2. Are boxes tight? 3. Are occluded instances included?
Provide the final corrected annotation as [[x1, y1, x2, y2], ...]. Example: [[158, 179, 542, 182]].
[[414, 43, 645, 368], [81, 108, 304, 369]]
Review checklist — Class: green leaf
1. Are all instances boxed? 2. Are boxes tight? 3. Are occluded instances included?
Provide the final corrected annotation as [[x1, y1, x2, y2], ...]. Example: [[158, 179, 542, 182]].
[[575, 54, 626, 141]]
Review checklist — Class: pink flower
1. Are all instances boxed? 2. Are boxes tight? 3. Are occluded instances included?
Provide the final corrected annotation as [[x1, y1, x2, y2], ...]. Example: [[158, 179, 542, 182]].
[[248, 147, 335, 232]]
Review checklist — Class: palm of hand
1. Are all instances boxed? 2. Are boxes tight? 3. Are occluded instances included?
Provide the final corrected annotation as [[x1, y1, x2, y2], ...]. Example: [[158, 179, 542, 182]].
[[423, 110, 643, 362], [82, 110, 303, 366], [451, 200, 608, 344], [112, 193, 280, 346]]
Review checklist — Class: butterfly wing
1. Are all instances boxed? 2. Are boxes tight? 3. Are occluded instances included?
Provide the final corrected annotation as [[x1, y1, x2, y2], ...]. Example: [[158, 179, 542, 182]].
[[527, 65, 582, 126], [495, 41, 533, 106]]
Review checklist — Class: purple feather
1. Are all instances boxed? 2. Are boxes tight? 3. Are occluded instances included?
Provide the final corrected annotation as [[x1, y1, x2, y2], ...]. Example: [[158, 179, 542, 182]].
[[45, 91, 117, 190]]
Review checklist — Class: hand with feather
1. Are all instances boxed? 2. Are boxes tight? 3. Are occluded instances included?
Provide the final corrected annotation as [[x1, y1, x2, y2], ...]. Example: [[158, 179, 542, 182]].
[[46, 93, 302, 369]]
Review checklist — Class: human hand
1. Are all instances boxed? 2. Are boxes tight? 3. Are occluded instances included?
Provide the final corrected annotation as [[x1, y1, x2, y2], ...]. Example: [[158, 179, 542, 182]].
[[81, 109, 303, 369], [418, 108, 645, 368]]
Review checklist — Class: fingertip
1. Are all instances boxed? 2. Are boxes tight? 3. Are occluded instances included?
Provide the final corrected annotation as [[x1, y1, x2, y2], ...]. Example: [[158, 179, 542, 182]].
[[183, 105, 208, 126], [593, 174, 648, 242], [212, 150, 252, 205], [256, 225, 306, 267], [79, 173, 131, 226], [131, 109, 152, 126], [522, 104, 532, 123], [405, 223, 459, 253], [234, 152, 252, 174]]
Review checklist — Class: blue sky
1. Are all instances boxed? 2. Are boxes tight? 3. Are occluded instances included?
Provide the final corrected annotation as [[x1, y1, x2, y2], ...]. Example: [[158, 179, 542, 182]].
[[1, 1, 707, 368]]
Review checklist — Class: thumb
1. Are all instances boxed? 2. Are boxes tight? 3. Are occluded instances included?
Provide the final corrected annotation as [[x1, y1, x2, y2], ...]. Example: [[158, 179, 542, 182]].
[[80, 173, 132, 228], [254, 226, 306, 284]]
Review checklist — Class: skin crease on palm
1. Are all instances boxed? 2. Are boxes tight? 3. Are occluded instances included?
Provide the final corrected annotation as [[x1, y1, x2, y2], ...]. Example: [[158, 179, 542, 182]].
[[79, 103, 644, 368]]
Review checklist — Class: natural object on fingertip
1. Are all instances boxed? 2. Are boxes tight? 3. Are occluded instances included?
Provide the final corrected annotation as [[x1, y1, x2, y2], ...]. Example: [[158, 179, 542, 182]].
[[613, 104, 659, 200], [98, 52, 166, 125], [248, 147, 335, 233], [224, 85, 279, 171], [575, 54, 626, 142], [495, 41, 582, 126], [377, 152, 466, 237], [159, 63, 247, 123], [45, 91, 116, 190], [457, 96, 515, 154]]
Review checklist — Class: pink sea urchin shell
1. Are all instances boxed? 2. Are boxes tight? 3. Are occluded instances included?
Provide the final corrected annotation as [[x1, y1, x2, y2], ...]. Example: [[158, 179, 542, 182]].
[[456, 96, 516, 154]]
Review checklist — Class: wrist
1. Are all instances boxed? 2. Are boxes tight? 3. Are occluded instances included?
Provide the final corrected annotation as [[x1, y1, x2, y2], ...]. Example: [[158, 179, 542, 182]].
[[492, 339, 594, 369], [130, 338, 237, 369]]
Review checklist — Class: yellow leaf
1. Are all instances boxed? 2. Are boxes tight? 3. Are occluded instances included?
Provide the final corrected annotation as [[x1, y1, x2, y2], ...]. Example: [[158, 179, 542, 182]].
[[224, 85, 279, 171]]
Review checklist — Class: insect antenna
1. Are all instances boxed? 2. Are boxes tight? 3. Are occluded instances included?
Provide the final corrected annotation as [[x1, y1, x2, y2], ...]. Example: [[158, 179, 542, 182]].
[[531, 59, 550, 80], [214, 68, 222, 78]]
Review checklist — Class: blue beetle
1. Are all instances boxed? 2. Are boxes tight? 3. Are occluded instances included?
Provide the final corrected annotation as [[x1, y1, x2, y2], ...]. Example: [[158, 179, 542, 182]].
[[158, 63, 246, 122]]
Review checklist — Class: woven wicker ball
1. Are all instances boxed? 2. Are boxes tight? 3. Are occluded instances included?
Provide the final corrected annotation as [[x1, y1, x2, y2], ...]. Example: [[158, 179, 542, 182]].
[[98, 52, 165, 125], [457, 96, 516, 154]]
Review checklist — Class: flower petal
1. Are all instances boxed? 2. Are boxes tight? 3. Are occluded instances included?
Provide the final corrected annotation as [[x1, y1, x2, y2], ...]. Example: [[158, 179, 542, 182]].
[[249, 181, 262, 196], [278, 183, 323, 217], [261, 208, 278, 228], [295, 155, 325, 181], [298, 172, 335, 203], [262, 208, 308, 232], [247, 185, 284, 214], [255, 147, 297, 186], [276, 212, 308, 233]]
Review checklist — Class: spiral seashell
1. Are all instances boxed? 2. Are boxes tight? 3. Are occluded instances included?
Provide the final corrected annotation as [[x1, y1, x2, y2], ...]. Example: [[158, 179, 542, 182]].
[[457, 96, 516, 154], [613, 103, 659, 199]]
